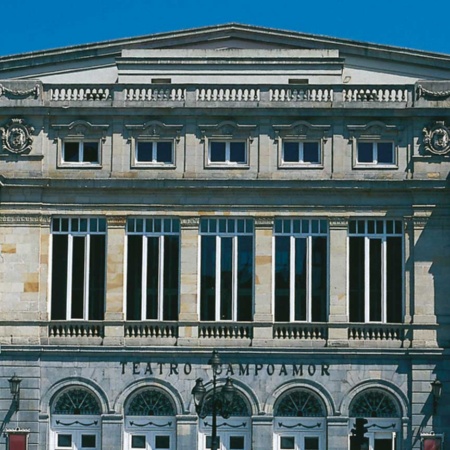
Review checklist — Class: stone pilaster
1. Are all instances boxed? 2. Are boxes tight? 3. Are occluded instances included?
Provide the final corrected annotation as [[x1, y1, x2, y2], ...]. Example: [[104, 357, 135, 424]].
[[176, 415, 198, 449], [101, 414, 123, 450], [252, 415, 273, 450]]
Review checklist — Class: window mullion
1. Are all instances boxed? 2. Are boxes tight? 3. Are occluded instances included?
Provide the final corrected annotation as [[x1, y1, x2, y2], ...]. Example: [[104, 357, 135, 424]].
[[215, 235, 221, 321], [364, 236, 370, 322], [299, 142, 304, 163], [67, 234, 74, 320], [142, 235, 148, 320], [152, 142, 157, 163], [226, 142, 230, 163], [84, 234, 90, 320], [158, 235, 164, 321], [374, 142, 378, 164], [79, 142, 84, 162], [289, 235, 295, 322]]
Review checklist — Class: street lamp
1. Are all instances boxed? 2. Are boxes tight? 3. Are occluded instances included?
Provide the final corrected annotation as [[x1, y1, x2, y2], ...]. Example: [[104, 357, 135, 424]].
[[8, 374, 22, 410], [192, 351, 236, 450], [431, 378, 443, 415]]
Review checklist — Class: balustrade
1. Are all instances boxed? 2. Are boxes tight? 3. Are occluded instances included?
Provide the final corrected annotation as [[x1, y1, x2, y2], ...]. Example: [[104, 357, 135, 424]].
[[124, 322, 178, 338], [48, 322, 104, 338]]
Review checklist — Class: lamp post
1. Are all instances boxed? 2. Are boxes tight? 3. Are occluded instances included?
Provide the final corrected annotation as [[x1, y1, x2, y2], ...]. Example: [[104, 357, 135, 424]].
[[8, 374, 22, 410], [192, 351, 236, 450], [431, 378, 442, 415]]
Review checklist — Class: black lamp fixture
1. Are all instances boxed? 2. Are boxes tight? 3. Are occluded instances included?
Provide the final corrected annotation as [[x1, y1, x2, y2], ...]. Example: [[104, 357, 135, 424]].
[[431, 378, 443, 415], [8, 374, 22, 410], [191, 351, 236, 450]]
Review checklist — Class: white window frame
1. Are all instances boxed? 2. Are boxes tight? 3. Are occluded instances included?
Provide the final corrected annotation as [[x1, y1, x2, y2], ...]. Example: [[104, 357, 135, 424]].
[[51, 416, 101, 450], [274, 418, 326, 450], [124, 417, 176, 450], [200, 218, 254, 322], [62, 139, 101, 165], [208, 140, 248, 166], [273, 219, 328, 322], [348, 418, 401, 450], [348, 219, 403, 323], [133, 140, 176, 167], [198, 417, 251, 450], [281, 141, 322, 166], [50, 217, 106, 321], [126, 218, 180, 321], [356, 141, 395, 166]]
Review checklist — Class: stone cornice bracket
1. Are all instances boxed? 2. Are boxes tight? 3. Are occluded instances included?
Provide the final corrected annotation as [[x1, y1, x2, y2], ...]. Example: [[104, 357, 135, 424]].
[[0, 118, 35, 154], [328, 217, 349, 229], [254, 217, 273, 228], [0, 83, 40, 99], [125, 120, 183, 142], [347, 121, 402, 142], [106, 216, 127, 228], [417, 84, 450, 99], [272, 120, 330, 142], [422, 121, 450, 155], [199, 120, 256, 143], [180, 216, 200, 229]]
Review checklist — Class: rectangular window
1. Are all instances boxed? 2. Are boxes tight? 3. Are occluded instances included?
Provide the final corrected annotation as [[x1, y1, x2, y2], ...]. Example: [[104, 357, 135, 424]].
[[357, 142, 394, 165], [282, 141, 320, 164], [200, 218, 253, 321], [57, 434, 72, 448], [155, 436, 170, 449], [127, 218, 180, 321], [131, 436, 146, 449], [63, 141, 99, 164], [349, 219, 403, 323], [81, 435, 96, 448], [280, 437, 295, 449], [51, 218, 106, 321], [230, 436, 245, 449], [274, 219, 328, 322], [136, 141, 173, 164], [209, 141, 247, 165]]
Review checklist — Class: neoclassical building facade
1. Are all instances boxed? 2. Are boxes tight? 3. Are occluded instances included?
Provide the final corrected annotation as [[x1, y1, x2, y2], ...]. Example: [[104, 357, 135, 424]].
[[0, 24, 449, 450]]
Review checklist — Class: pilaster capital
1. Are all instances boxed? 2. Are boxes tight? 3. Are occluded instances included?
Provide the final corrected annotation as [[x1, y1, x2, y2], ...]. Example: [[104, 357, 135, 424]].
[[254, 216, 274, 229], [328, 217, 348, 229], [106, 215, 127, 228], [180, 216, 200, 229]]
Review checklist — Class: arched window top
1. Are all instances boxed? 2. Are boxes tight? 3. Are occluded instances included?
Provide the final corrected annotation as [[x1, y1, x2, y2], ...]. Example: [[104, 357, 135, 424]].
[[349, 389, 400, 418], [275, 389, 325, 417], [126, 388, 175, 416], [52, 388, 101, 415], [201, 390, 251, 417]]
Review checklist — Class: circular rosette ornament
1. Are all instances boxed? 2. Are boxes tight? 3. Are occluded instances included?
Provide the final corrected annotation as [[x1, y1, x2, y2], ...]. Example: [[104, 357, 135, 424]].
[[0, 118, 34, 154], [423, 121, 450, 155]]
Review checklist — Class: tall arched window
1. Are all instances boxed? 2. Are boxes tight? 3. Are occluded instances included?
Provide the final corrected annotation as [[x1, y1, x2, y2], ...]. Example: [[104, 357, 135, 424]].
[[124, 388, 176, 450], [274, 388, 326, 450], [348, 389, 401, 450], [50, 387, 102, 450]]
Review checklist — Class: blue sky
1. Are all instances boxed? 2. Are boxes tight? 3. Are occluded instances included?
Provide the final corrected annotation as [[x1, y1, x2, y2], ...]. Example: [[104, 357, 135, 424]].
[[2, 0, 450, 56]]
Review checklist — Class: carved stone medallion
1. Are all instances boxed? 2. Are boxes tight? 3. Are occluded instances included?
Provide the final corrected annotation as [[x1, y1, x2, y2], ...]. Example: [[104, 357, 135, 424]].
[[423, 121, 450, 155], [0, 118, 34, 154]]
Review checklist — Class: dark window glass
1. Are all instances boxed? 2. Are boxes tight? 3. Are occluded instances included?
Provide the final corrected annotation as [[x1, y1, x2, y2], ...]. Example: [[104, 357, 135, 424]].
[[201, 236, 216, 320], [283, 142, 299, 162], [387, 237, 402, 322], [220, 237, 233, 320], [230, 436, 245, 449], [358, 142, 374, 163], [280, 436, 295, 449], [369, 239, 382, 321], [156, 142, 173, 163], [230, 142, 246, 163], [206, 436, 220, 449], [146, 237, 159, 320], [311, 236, 327, 321], [305, 437, 319, 450], [210, 142, 226, 162], [155, 435, 170, 449], [81, 435, 96, 448], [83, 142, 99, 163], [64, 142, 80, 162], [57, 434, 72, 447], [163, 235, 179, 320], [275, 236, 290, 322], [89, 234, 106, 320], [378, 142, 394, 164], [127, 235, 143, 320], [71, 236, 86, 319], [294, 238, 307, 321], [349, 237, 365, 322], [303, 142, 320, 163], [137, 142, 153, 162], [237, 235, 253, 321], [51, 234, 68, 320], [131, 435, 146, 449]]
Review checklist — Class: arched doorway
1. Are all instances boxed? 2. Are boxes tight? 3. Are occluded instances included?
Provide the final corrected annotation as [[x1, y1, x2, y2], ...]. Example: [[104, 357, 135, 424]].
[[349, 388, 401, 450], [124, 387, 176, 450], [50, 387, 102, 450], [273, 388, 327, 450]]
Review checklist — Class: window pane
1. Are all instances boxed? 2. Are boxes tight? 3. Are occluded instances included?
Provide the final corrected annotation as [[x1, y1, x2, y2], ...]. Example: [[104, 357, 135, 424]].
[[137, 142, 153, 162], [201, 236, 216, 320], [163, 235, 179, 320], [131, 435, 146, 449], [303, 142, 320, 163], [155, 435, 170, 449], [280, 436, 295, 449], [210, 142, 226, 162], [156, 142, 173, 163], [311, 237, 327, 322], [283, 142, 299, 162], [358, 142, 374, 163], [275, 236, 290, 322], [64, 142, 80, 162], [83, 142, 99, 163], [230, 141, 246, 163], [57, 434, 72, 447], [349, 237, 365, 322], [378, 142, 394, 163], [206, 436, 220, 449], [230, 436, 245, 449], [220, 237, 233, 320], [369, 238, 382, 321], [305, 437, 319, 450], [89, 235, 106, 320], [294, 238, 307, 321], [51, 235, 68, 320], [237, 235, 253, 321], [127, 235, 143, 320], [146, 237, 159, 320], [386, 237, 402, 323], [71, 236, 86, 319], [81, 434, 96, 448]]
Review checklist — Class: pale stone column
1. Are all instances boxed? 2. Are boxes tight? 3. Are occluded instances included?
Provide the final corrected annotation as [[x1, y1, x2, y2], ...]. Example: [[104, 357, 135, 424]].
[[176, 415, 198, 449], [104, 216, 126, 345], [101, 414, 123, 450], [252, 416, 273, 450], [327, 417, 350, 450], [252, 217, 274, 346], [178, 217, 200, 345], [411, 214, 438, 348], [327, 217, 349, 347]]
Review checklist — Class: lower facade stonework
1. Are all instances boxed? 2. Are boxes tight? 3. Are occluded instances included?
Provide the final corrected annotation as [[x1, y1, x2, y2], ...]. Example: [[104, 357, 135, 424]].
[[0, 350, 448, 450]]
